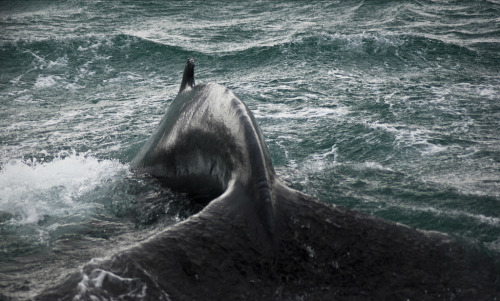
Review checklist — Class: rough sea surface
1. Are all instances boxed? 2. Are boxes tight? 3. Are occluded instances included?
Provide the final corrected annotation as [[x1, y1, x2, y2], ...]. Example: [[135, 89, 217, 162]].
[[1, 0, 499, 299]]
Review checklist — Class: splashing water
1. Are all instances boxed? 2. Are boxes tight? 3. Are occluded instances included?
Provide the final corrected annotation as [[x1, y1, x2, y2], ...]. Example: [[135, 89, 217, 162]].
[[0, 151, 127, 226]]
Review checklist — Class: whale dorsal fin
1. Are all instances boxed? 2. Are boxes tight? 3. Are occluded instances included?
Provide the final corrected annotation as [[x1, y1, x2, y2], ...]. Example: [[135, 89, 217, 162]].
[[179, 58, 195, 93]]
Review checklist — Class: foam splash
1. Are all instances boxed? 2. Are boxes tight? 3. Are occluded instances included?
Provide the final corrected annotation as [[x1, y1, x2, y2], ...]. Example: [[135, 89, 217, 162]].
[[0, 151, 128, 226]]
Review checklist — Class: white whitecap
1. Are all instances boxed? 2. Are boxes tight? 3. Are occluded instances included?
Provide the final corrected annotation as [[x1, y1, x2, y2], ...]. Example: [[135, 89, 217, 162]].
[[400, 203, 500, 228], [0, 152, 129, 226], [254, 104, 349, 120], [34, 75, 61, 88], [354, 161, 393, 172]]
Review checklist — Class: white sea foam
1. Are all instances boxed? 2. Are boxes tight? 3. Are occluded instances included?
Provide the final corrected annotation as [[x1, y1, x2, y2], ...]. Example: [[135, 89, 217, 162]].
[[124, 18, 294, 54], [103, 71, 145, 86], [366, 121, 448, 156], [353, 161, 394, 172], [253, 104, 349, 120], [47, 56, 68, 69], [327, 68, 357, 80], [478, 86, 497, 98], [400, 203, 500, 228], [34, 75, 62, 88], [13, 93, 34, 103], [295, 145, 339, 173], [423, 172, 500, 198], [0, 151, 129, 226]]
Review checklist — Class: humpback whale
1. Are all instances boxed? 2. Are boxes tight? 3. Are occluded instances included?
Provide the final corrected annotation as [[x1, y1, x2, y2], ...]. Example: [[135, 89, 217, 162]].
[[37, 59, 498, 300], [130, 58, 276, 249]]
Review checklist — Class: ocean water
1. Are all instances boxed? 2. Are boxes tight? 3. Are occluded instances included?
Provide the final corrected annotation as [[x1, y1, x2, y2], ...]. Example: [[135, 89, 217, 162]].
[[1, 0, 499, 299]]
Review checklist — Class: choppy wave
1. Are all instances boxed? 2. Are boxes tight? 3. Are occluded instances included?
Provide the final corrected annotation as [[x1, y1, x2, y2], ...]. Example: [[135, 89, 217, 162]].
[[1, 0, 500, 298], [1, 31, 496, 95], [0, 34, 191, 92]]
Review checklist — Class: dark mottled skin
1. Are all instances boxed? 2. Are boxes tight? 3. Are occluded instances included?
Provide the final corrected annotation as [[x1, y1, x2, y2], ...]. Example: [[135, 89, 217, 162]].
[[37, 59, 499, 300]]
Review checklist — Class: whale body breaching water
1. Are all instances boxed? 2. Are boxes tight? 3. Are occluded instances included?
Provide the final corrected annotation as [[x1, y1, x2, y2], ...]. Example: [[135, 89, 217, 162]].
[[37, 59, 498, 300], [130, 58, 277, 247]]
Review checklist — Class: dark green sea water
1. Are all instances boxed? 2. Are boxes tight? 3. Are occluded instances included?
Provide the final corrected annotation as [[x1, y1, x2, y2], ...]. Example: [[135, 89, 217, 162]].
[[1, 0, 499, 299]]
